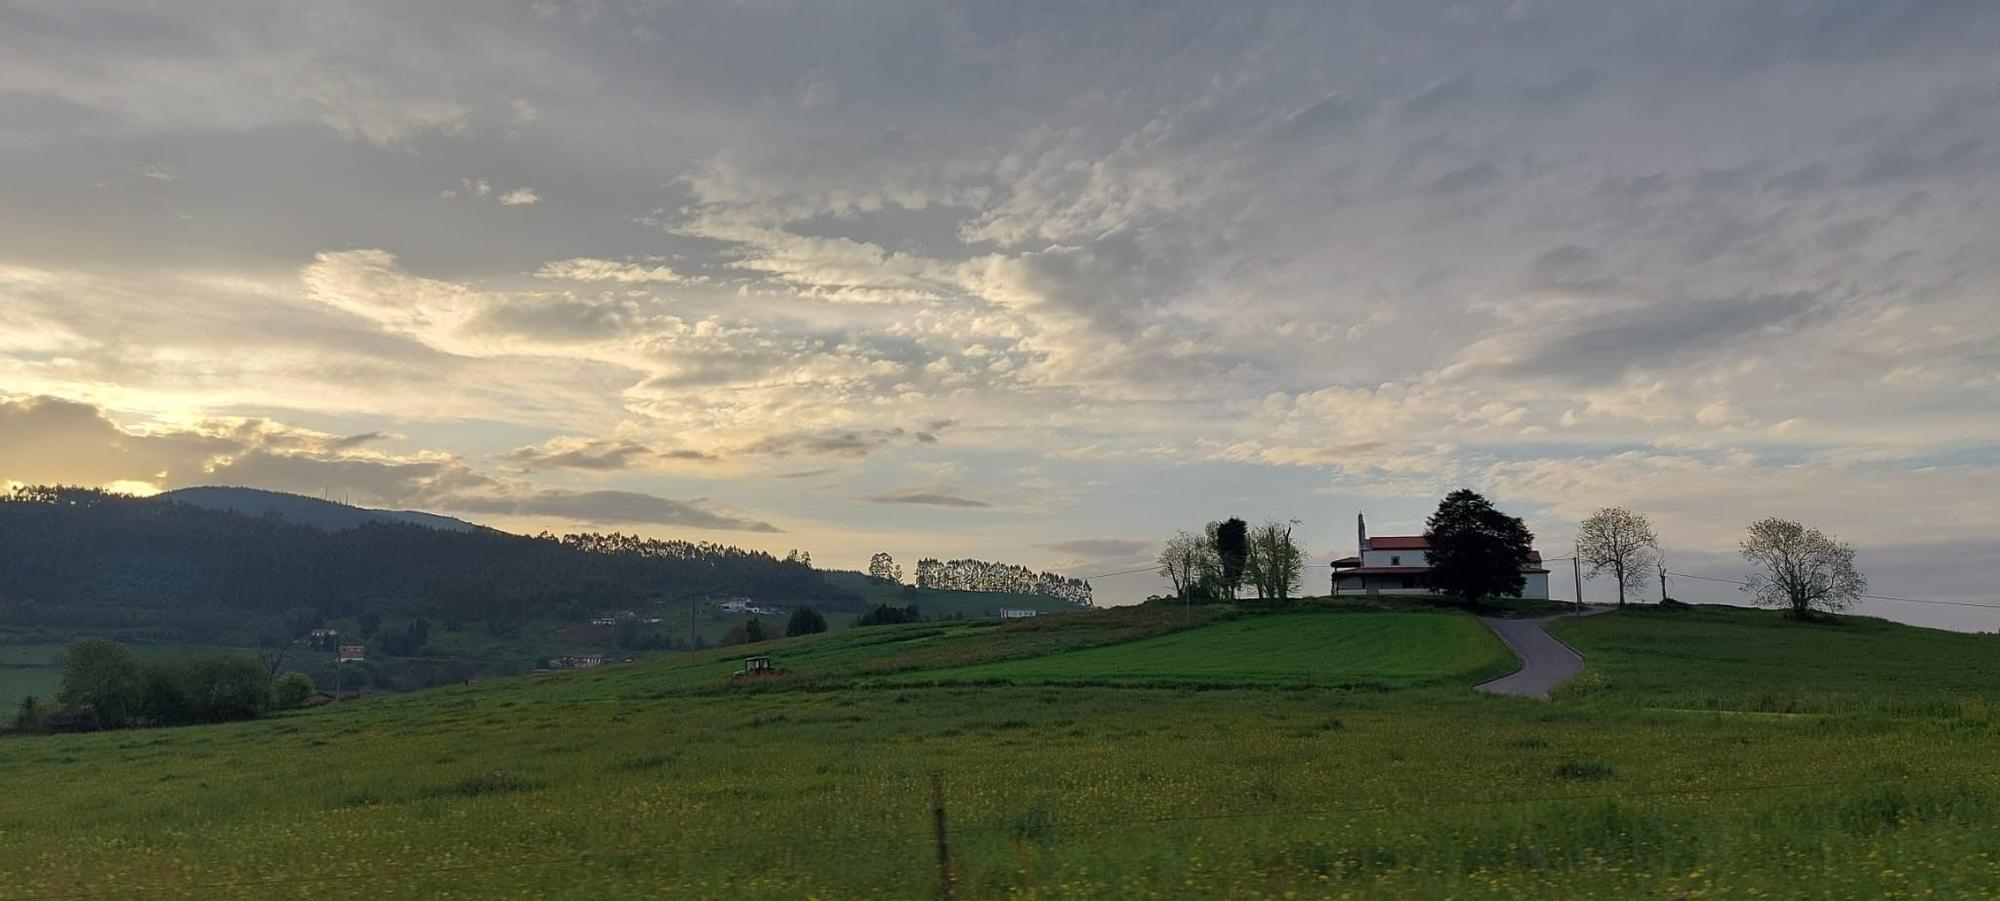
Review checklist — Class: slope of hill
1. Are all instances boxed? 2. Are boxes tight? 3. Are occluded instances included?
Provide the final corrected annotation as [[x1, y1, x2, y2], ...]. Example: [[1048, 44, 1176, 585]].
[[1552, 604, 2000, 711], [8, 604, 2000, 896], [160, 486, 476, 532], [0, 487, 850, 646]]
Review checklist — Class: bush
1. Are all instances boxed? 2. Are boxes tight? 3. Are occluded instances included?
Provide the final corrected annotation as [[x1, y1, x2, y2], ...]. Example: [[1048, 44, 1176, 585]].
[[11, 695, 47, 732], [786, 607, 828, 637], [1659, 597, 1691, 609], [57, 638, 144, 729], [274, 672, 316, 709], [722, 618, 769, 646], [855, 604, 922, 628]]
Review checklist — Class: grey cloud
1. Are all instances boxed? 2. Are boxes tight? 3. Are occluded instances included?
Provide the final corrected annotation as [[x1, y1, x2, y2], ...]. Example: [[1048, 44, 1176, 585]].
[[858, 489, 991, 508], [742, 423, 952, 458], [1040, 538, 1153, 560], [1497, 292, 1825, 381]]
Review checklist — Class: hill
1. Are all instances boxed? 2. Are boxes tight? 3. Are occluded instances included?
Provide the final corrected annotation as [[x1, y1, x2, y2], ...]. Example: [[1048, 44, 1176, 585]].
[[11, 603, 2000, 896], [0, 487, 848, 648], [159, 486, 477, 532]]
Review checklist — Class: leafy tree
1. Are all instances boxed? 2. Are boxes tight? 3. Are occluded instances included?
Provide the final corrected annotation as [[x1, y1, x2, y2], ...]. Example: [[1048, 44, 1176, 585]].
[[274, 672, 316, 709], [786, 607, 828, 637], [56, 639, 144, 728], [723, 618, 769, 646], [358, 610, 382, 639], [1424, 490, 1535, 605], [186, 655, 274, 722], [139, 661, 198, 725], [1243, 520, 1305, 605], [1157, 530, 1219, 603], [1208, 518, 1250, 599], [1740, 518, 1865, 619], [1577, 506, 1661, 608], [867, 552, 903, 585]]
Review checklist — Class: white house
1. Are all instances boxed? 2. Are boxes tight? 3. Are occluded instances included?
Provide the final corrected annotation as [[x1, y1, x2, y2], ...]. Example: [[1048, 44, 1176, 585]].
[[997, 607, 1037, 619], [1329, 513, 1550, 599]]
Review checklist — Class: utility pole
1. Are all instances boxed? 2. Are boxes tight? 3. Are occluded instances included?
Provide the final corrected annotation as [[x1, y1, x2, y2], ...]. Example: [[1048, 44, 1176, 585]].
[[1572, 542, 1585, 615]]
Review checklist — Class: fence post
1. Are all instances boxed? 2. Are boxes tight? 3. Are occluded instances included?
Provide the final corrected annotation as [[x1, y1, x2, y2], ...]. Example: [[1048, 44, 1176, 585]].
[[931, 771, 954, 897]]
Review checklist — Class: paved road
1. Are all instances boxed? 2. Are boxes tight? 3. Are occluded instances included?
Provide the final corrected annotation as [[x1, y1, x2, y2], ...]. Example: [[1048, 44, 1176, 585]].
[[1476, 608, 1608, 700]]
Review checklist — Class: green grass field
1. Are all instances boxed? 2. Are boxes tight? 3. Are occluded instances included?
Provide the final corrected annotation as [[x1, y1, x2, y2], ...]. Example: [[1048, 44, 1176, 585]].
[[895, 610, 1511, 687], [5, 603, 2000, 897]]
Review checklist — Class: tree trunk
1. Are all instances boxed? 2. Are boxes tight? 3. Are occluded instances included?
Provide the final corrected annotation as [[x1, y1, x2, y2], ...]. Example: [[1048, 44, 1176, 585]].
[[1615, 562, 1626, 608]]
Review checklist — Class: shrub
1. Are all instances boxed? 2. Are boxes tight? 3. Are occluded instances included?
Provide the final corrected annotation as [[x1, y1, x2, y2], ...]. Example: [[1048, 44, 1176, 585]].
[[11, 695, 47, 732], [855, 604, 922, 628], [186, 655, 274, 722], [786, 607, 828, 637], [722, 618, 769, 646], [57, 639, 144, 729], [274, 672, 316, 709]]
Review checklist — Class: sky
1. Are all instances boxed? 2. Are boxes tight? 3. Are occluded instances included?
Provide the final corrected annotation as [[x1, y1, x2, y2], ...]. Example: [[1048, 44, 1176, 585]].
[[2, 1, 1997, 627]]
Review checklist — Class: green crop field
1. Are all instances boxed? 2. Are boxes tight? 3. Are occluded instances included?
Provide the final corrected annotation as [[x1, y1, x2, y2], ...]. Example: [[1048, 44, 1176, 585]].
[[5, 603, 2000, 898]]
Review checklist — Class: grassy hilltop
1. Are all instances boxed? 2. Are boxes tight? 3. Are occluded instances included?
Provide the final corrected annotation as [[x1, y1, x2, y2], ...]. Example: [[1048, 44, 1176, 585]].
[[5, 601, 2000, 897]]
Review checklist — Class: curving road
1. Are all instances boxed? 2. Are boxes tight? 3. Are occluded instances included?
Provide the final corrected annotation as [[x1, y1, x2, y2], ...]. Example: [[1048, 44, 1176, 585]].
[[1476, 609, 1608, 700]]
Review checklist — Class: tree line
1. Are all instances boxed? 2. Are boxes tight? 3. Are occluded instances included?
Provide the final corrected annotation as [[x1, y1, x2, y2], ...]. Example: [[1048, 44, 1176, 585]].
[[1157, 517, 1307, 605], [909, 556, 1093, 605], [10, 639, 316, 734]]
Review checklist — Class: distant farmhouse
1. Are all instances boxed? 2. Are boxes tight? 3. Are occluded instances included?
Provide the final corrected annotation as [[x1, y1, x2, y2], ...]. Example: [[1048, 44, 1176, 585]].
[[546, 653, 604, 670], [718, 598, 778, 616], [335, 644, 366, 662], [998, 607, 1038, 619], [1329, 514, 1550, 599]]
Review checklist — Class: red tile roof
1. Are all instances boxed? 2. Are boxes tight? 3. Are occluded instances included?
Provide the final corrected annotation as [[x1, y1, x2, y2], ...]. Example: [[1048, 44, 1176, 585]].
[[1329, 556, 1361, 568], [1368, 536, 1430, 550]]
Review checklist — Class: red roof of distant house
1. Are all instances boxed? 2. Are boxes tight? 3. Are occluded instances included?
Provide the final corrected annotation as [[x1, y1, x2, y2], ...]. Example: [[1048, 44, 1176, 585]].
[[1330, 556, 1361, 568], [1369, 536, 1430, 550], [1336, 566, 1433, 575]]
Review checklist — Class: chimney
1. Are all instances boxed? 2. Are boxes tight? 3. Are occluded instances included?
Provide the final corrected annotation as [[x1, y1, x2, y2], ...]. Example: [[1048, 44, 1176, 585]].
[[1357, 512, 1368, 554]]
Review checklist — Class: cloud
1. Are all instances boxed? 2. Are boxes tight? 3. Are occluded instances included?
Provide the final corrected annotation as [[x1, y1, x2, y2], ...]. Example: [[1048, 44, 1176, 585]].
[[858, 488, 991, 508], [534, 258, 684, 284], [1040, 538, 1154, 560], [499, 187, 540, 206], [0, 394, 777, 532]]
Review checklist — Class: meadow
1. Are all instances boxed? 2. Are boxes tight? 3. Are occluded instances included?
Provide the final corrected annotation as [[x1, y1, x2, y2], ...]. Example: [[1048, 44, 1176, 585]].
[[4, 603, 2000, 898]]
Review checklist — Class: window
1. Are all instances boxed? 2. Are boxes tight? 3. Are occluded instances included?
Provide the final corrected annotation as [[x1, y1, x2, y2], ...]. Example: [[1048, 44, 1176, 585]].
[[1390, 555, 1401, 566]]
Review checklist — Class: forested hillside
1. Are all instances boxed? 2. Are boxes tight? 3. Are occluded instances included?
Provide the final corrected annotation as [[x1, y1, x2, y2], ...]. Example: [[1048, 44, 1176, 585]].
[[0, 487, 851, 643]]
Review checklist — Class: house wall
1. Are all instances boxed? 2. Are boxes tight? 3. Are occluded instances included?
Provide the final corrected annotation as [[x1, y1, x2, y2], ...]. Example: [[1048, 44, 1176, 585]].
[[1522, 571, 1551, 600], [1361, 548, 1430, 567]]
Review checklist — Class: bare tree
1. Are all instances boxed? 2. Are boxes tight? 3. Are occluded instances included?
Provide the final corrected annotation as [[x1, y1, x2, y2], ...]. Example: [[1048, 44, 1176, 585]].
[[1740, 518, 1866, 619], [1157, 531, 1217, 602], [1576, 507, 1661, 608], [1244, 519, 1304, 605]]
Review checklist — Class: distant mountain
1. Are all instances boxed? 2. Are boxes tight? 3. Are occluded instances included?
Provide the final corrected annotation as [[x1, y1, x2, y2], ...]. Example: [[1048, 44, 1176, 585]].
[[159, 486, 477, 533], [0, 485, 853, 645]]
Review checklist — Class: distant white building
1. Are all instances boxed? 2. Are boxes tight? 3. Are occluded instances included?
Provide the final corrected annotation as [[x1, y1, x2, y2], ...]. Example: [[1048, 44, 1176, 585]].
[[719, 599, 776, 616], [998, 607, 1037, 619], [1329, 513, 1550, 599]]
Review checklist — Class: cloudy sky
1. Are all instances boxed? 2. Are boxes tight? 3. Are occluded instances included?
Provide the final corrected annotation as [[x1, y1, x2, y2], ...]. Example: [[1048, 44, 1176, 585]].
[[3, 1, 1997, 624]]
